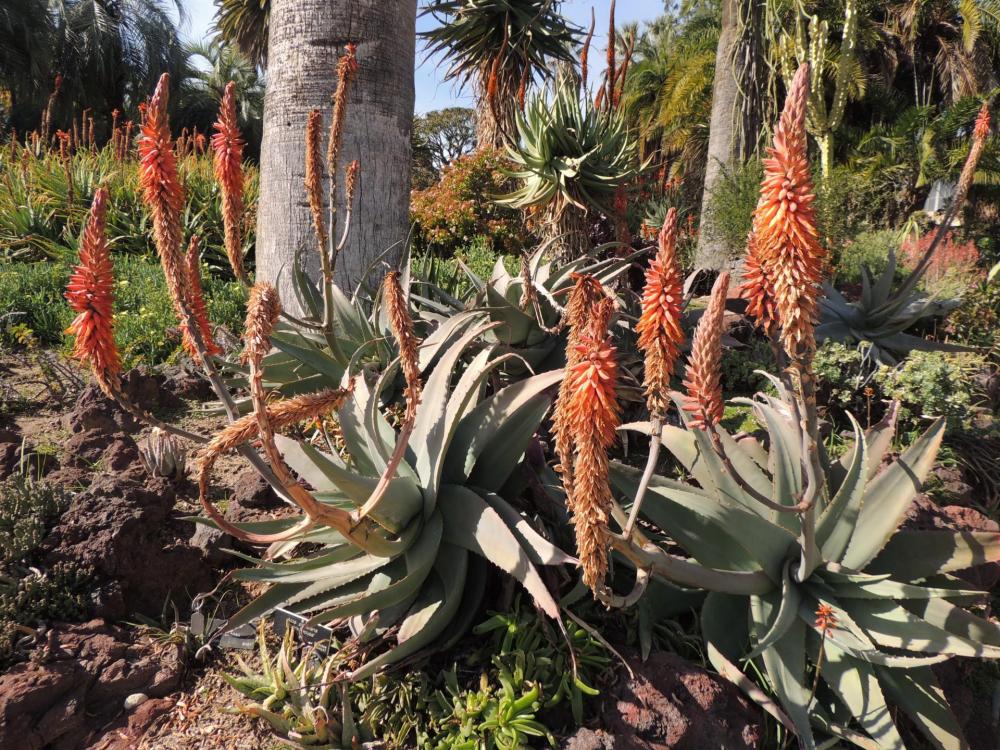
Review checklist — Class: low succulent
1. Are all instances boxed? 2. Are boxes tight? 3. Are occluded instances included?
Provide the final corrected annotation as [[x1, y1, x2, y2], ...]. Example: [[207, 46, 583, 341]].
[[214, 325, 573, 681], [613, 385, 1000, 748], [818, 251, 969, 365], [138, 427, 188, 480]]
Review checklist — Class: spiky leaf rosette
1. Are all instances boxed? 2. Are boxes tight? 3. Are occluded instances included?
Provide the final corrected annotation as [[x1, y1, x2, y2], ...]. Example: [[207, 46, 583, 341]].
[[65, 187, 120, 396], [499, 82, 638, 213], [636, 208, 685, 416], [615, 389, 1000, 748], [752, 63, 825, 361], [211, 81, 248, 284], [203, 322, 572, 681]]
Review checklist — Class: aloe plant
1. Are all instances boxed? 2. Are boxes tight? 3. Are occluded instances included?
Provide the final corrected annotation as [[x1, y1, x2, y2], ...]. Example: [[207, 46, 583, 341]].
[[213, 324, 573, 681], [818, 251, 969, 365], [611, 385, 1000, 748]]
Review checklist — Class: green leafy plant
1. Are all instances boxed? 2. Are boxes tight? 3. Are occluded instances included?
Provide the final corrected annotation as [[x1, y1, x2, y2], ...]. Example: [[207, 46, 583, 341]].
[[875, 350, 986, 433], [613, 384, 1000, 748]]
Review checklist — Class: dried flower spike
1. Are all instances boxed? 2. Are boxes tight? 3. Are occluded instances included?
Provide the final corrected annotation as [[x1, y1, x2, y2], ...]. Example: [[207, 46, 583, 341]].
[[65, 187, 120, 396], [752, 63, 825, 361], [565, 333, 620, 590], [305, 109, 329, 260], [636, 208, 685, 416], [212, 81, 248, 284], [345, 159, 360, 207], [327, 43, 359, 174], [682, 271, 729, 430], [384, 270, 421, 423]]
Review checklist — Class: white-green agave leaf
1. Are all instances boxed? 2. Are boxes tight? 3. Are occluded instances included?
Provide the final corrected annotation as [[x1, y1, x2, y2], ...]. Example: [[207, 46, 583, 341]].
[[902, 597, 1000, 649], [481, 492, 576, 566], [747, 562, 801, 659], [866, 529, 1000, 580], [840, 418, 945, 570], [818, 413, 868, 561], [875, 666, 968, 750], [437, 484, 562, 620]]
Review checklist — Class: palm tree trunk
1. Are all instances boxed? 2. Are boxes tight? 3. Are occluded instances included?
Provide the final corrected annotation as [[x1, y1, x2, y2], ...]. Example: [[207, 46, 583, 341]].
[[256, 0, 417, 308], [695, 0, 762, 271]]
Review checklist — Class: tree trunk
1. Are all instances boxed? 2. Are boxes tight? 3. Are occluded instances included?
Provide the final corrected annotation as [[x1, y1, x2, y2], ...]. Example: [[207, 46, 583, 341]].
[[695, 0, 762, 271], [256, 0, 416, 309]]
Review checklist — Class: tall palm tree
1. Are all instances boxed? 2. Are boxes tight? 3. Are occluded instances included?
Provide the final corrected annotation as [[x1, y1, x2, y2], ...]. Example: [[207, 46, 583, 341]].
[[175, 40, 265, 157], [421, 0, 581, 149], [255, 0, 417, 304], [213, 0, 269, 70], [0, 0, 54, 120]]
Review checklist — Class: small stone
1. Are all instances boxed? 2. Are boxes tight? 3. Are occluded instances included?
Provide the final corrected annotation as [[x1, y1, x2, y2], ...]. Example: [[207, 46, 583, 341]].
[[124, 693, 148, 710]]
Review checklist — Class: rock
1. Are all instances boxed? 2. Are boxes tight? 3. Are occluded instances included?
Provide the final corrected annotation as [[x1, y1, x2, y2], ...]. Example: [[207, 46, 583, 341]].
[[0, 428, 23, 479], [932, 466, 976, 506], [65, 367, 182, 436], [603, 653, 761, 750], [562, 728, 615, 750], [124, 693, 149, 710], [189, 522, 231, 565], [230, 468, 282, 510], [0, 620, 182, 750], [119, 366, 183, 413], [41, 473, 215, 619], [162, 365, 214, 401]]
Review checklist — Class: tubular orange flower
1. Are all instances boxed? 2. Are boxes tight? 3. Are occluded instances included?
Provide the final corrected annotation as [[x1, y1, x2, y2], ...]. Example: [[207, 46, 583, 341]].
[[739, 231, 779, 338], [956, 102, 991, 207], [636, 208, 685, 416], [682, 271, 729, 430], [212, 81, 248, 284], [752, 63, 824, 360], [182, 236, 220, 357], [66, 187, 120, 396], [305, 109, 329, 259], [564, 333, 620, 590], [553, 274, 612, 491], [138, 74, 194, 343], [815, 603, 838, 634]]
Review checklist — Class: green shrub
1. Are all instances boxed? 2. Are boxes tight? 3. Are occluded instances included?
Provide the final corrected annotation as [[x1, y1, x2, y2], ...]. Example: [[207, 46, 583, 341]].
[[946, 279, 1000, 350], [875, 350, 987, 433], [719, 338, 775, 396], [0, 256, 247, 367], [410, 148, 526, 257], [832, 229, 900, 285], [0, 477, 69, 565], [813, 340, 874, 417], [703, 159, 762, 259]]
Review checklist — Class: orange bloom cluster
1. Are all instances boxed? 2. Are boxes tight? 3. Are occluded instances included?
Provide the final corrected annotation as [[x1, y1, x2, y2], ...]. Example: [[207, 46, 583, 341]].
[[66, 187, 120, 396], [211, 81, 248, 284], [553, 274, 613, 492], [956, 102, 992, 205], [636, 207, 685, 416], [346, 159, 360, 207], [814, 603, 838, 634], [182, 236, 220, 357], [682, 272, 729, 430], [748, 63, 825, 360], [563, 334, 621, 590], [740, 231, 779, 338], [138, 74, 196, 347]]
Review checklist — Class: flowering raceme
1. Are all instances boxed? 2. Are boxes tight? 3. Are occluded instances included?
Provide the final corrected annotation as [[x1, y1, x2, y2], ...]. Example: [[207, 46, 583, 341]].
[[751, 63, 825, 360], [564, 333, 620, 590], [211, 81, 248, 284], [740, 231, 779, 338], [66, 187, 120, 396], [183, 236, 220, 357], [682, 271, 729, 430], [636, 207, 685, 416]]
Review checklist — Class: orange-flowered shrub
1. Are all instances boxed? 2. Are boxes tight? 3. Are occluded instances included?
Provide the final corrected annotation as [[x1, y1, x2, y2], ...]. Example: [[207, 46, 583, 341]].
[[410, 148, 525, 256], [900, 231, 982, 295]]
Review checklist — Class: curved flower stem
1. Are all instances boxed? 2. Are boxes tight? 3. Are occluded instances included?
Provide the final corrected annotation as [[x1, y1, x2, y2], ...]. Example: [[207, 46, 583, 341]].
[[109, 386, 207, 444], [622, 416, 661, 538]]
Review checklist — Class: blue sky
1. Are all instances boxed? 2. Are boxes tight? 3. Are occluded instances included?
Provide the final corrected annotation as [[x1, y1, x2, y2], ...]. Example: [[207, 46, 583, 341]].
[[179, 1, 665, 113]]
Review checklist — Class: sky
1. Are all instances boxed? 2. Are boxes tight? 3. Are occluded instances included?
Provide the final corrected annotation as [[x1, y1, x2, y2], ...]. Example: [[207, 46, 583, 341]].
[[179, 0, 665, 113]]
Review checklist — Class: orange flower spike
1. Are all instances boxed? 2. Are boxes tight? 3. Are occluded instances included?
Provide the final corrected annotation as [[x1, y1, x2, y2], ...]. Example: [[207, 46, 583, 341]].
[[636, 207, 685, 416], [66, 187, 121, 396], [566, 333, 620, 590], [974, 102, 991, 141], [384, 270, 422, 424], [739, 231, 779, 338], [138, 74, 188, 313], [956, 102, 992, 205], [753, 63, 825, 359], [682, 271, 730, 430], [182, 235, 220, 357], [211, 81, 248, 284], [815, 603, 838, 634]]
